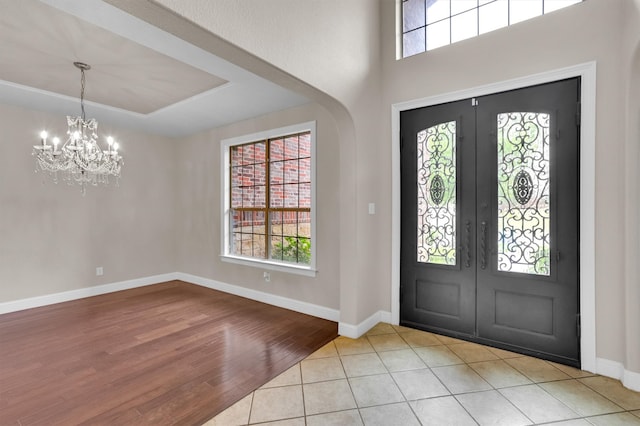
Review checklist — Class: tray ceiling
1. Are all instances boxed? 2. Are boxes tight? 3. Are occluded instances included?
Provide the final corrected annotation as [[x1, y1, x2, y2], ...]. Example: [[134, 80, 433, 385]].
[[0, 0, 310, 137]]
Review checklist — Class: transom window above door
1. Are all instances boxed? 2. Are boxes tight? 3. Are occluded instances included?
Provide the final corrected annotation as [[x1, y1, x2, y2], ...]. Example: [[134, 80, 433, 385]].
[[401, 0, 583, 58]]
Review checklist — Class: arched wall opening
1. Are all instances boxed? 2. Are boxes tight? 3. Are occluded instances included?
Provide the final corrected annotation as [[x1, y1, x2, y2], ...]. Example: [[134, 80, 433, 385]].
[[103, 0, 364, 330]]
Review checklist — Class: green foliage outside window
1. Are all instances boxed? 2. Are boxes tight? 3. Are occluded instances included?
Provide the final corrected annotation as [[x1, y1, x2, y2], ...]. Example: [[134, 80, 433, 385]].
[[272, 236, 311, 264]]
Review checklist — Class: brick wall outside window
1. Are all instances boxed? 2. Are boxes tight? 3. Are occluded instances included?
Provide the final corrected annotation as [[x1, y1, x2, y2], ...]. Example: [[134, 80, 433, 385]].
[[229, 131, 312, 264]]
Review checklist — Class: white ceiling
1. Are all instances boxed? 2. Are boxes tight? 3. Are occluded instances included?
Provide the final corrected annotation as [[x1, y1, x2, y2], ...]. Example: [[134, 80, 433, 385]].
[[0, 0, 311, 138]]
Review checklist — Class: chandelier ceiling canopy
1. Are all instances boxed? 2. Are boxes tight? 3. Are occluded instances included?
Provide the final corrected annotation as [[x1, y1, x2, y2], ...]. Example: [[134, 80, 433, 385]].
[[32, 62, 123, 195]]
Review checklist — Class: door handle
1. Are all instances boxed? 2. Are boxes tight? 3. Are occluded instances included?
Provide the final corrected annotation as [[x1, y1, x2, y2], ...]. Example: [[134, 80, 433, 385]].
[[464, 220, 471, 268], [480, 221, 487, 270]]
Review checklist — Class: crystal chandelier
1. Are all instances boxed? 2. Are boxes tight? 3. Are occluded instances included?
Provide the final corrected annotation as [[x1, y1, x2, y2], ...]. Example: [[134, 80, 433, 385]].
[[33, 62, 123, 195]]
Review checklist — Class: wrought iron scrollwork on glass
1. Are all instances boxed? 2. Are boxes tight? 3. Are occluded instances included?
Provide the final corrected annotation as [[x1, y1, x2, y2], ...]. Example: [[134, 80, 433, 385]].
[[513, 169, 534, 205], [430, 174, 445, 205], [497, 112, 551, 276], [417, 121, 457, 265]]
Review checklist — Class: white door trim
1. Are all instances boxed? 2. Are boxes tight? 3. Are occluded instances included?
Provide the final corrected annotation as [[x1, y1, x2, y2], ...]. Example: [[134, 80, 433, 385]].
[[390, 61, 597, 372]]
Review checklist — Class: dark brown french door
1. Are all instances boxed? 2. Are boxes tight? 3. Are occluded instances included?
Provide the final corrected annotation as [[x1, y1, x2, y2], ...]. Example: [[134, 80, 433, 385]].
[[400, 78, 580, 366]]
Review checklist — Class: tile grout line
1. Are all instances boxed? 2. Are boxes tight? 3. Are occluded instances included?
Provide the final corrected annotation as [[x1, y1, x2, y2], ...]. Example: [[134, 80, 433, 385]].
[[298, 362, 307, 426], [336, 337, 368, 425], [577, 376, 637, 412], [366, 331, 422, 424], [396, 331, 459, 425], [243, 390, 253, 425]]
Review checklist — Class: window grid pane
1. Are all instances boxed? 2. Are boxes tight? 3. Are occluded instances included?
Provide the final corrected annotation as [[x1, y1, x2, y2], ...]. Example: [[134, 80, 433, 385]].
[[451, 9, 478, 43], [426, 18, 450, 51], [403, 28, 426, 58], [544, 0, 581, 13], [401, 0, 582, 56], [270, 211, 311, 265], [452, 0, 478, 15], [426, 0, 450, 25], [231, 210, 266, 258], [403, 0, 425, 32], [479, 0, 509, 35], [510, 0, 542, 25]]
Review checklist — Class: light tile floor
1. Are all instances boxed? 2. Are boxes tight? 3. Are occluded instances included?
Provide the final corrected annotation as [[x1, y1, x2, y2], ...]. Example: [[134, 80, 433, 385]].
[[203, 323, 640, 426]]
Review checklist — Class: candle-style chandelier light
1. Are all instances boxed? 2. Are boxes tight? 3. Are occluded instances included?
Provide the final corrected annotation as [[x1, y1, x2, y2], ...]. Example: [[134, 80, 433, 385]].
[[33, 62, 123, 195]]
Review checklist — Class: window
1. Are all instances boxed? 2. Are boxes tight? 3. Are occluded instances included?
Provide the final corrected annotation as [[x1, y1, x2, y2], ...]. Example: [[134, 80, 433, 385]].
[[221, 122, 315, 275], [401, 0, 583, 58]]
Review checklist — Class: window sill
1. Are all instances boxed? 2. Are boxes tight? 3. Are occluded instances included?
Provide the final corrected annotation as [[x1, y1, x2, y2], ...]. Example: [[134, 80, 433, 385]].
[[220, 255, 318, 277]]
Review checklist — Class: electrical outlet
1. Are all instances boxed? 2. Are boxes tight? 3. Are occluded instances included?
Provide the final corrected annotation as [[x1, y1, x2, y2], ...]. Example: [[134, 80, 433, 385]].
[[263, 271, 270, 282], [96, 267, 103, 276]]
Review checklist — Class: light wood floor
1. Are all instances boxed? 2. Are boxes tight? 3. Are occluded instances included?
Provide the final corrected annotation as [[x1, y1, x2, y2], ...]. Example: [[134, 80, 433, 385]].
[[0, 281, 338, 425]]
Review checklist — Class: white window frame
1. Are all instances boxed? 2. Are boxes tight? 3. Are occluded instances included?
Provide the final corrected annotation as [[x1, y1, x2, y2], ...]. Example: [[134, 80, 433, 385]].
[[220, 121, 317, 277]]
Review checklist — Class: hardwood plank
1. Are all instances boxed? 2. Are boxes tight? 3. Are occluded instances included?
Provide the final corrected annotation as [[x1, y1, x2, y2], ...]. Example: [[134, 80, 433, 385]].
[[0, 281, 337, 425]]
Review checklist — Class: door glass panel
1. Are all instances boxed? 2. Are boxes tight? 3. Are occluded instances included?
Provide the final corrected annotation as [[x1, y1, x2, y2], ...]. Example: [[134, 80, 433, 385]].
[[417, 121, 457, 265], [497, 112, 550, 275]]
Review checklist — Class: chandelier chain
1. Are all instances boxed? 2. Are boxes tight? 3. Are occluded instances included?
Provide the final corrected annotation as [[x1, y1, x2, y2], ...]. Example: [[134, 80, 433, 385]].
[[80, 67, 86, 121]]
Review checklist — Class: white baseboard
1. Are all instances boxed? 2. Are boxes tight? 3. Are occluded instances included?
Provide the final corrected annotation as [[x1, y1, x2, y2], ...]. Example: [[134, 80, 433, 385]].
[[624, 369, 640, 392], [338, 310, 392, 339], [596, 358, 640, 392], [175, 272, 340, 322], [0, 272, 340, 324], [0, 273, 179, 315]]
